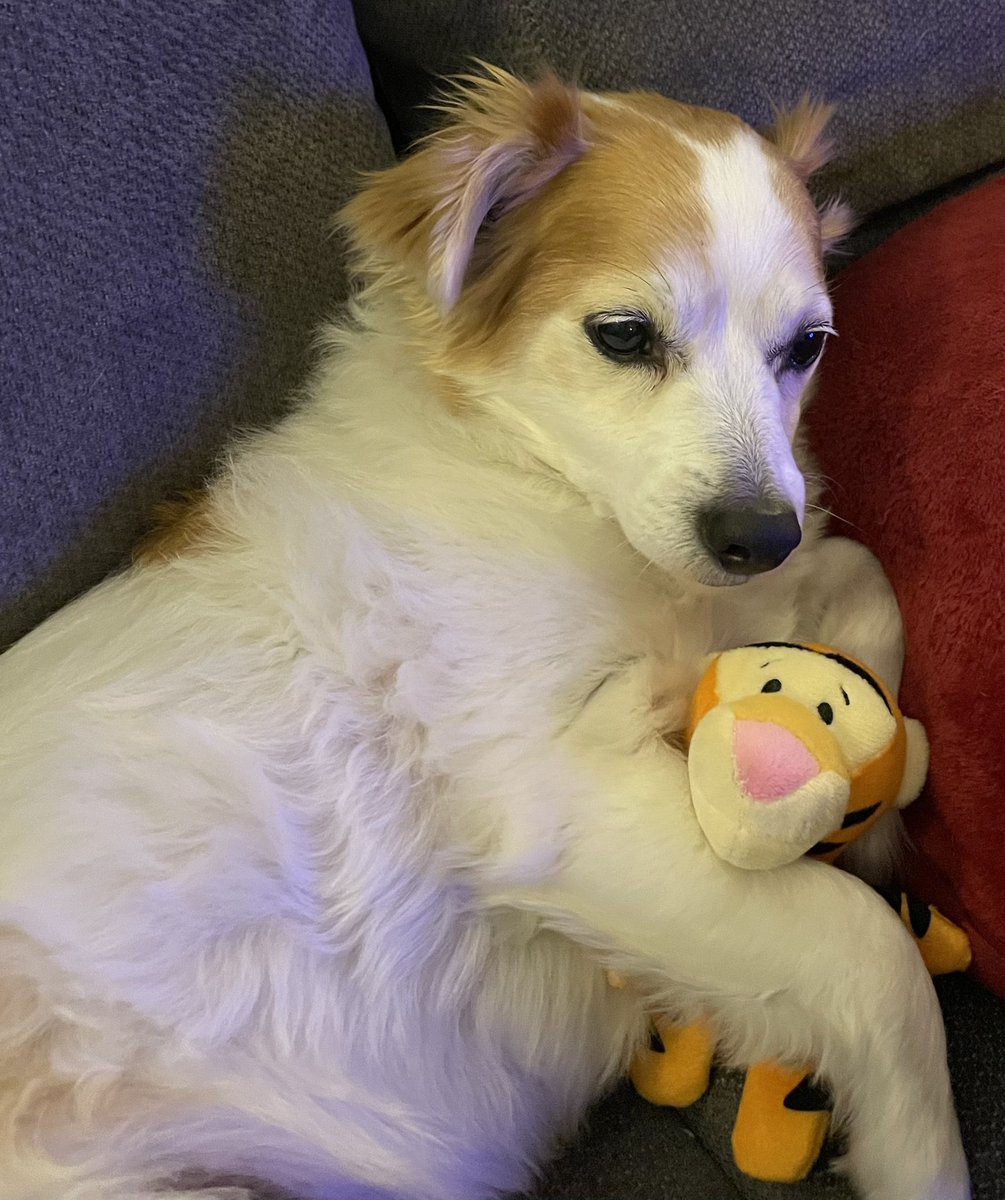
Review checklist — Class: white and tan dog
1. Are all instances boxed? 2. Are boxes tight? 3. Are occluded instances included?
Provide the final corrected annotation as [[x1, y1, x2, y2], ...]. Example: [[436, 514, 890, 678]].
[[0, 68, 967, 1200]]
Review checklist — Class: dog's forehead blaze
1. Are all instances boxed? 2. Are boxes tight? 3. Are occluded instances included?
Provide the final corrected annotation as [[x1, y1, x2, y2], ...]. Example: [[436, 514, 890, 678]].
[[440, 91, 823, 377], [765, 149, 824, 243], [539, 90, 820, 292], [529, 91, 751, 286]]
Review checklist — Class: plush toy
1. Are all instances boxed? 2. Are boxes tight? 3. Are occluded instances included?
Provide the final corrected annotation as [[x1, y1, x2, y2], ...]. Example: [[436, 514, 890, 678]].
[[625, 642, 972, 1184], [685, 641, 930, 870]]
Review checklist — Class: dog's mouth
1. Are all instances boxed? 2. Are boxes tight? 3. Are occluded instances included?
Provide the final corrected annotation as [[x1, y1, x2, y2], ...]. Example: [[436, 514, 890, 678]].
[[689, 559, 755, 588]]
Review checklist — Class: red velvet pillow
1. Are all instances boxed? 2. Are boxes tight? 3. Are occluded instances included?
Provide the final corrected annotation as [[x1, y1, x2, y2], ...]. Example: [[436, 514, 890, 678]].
[[807, 176, 1005, 997]]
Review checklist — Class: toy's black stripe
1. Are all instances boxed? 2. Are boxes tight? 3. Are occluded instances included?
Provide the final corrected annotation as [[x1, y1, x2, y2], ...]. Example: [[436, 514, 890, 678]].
[[906, 896, 933, 939], [807, 804, 882, 857], [879, 891, 933, 938], [784, 1076, 833, 1112], [841, 802, 881, 829], [747, 642, 892, 712], [807, 840, 842, 856]]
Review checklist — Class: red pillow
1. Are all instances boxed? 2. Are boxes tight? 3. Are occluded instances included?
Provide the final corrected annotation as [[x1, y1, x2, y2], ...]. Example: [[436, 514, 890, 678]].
[[807, 176, 1005, 998]]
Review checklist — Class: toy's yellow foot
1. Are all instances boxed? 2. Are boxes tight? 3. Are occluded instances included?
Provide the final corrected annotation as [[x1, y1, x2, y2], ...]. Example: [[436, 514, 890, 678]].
[[732, 1061, 831, 1183], [629, 1016, 714, 1107], [898, 893, 973, 976]]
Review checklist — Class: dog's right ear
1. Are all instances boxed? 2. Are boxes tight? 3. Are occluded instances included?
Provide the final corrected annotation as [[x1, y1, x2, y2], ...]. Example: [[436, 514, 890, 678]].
[[767, 97, 855, 253], [341, 66, 588, 313]]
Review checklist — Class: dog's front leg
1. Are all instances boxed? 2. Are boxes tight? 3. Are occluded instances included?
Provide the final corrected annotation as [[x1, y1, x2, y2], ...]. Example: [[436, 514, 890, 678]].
[[481, 661, 968, 1200], [797, 536, 906, 690]]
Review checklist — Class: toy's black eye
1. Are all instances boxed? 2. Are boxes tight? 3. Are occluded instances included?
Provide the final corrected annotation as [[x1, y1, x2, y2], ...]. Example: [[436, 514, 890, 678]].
[[817, 701, 834, 725], [787, 329, 828, 371], [761, 678, 782, 693], [587, 316, 654, 363]]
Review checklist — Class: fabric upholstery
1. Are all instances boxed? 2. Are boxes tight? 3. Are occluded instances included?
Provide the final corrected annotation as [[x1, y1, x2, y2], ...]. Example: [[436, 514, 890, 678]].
[[808, 176, 1005, 1000], [0, 0, 393, 649], [525, 1081, 750, 1199], [354, 0, 1004, 219]]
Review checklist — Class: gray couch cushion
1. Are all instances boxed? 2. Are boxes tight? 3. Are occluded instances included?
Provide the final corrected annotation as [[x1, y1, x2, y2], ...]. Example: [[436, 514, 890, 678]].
[[0, 0, 393, 649], [355, 0, 1004, 220]]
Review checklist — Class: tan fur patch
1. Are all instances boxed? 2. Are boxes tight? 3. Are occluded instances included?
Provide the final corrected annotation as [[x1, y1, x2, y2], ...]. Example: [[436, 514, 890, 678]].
[[134, 490, 216, 564], [764, 98, 856, 253], [767, 97, 837, 180]]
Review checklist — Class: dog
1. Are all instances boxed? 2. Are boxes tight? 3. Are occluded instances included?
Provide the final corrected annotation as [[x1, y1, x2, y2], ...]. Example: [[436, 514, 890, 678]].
[[0, 67, 968, 1200]]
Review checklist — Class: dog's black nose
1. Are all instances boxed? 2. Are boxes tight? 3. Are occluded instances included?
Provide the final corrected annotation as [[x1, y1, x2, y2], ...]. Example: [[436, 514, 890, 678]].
[[699, 503, 802, 575]]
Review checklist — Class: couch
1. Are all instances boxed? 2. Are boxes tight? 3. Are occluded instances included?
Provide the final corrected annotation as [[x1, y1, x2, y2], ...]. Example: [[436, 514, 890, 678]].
[[2, 2, 1003, 1197]]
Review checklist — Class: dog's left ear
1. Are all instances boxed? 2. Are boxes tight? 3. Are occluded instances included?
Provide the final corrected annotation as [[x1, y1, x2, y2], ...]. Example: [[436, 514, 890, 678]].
[[767, 97, 854, 253], [341, 65, 588, 311]]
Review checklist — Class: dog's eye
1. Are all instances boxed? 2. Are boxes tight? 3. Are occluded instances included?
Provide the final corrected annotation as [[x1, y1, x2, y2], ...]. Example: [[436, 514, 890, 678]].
[[787, 329, 828, 371], [587, 316, 654, 363]]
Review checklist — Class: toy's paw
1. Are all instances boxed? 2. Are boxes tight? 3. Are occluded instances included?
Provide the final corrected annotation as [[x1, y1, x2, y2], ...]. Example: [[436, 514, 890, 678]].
[[732, 1061, 832, 1183], [888, 892, 973, 976], [630, 1016, 714, 1108]]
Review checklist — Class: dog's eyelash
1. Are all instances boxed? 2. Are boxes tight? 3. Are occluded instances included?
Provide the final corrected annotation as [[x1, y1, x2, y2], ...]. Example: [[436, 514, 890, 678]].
[[586, 310, 683, 374], [767, 324, 836, 370]]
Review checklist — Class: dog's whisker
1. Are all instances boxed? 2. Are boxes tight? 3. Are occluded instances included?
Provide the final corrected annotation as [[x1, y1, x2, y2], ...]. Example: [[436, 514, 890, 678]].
[[806, 502, 859, 531]]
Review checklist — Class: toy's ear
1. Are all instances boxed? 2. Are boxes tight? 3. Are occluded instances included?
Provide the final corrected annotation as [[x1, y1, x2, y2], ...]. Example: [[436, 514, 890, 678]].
[[687, 652, 724, 742], [895, 718, 930, 808]]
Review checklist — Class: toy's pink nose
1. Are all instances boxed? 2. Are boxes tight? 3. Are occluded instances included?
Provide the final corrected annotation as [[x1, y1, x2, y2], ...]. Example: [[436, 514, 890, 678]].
[[733, 719, 820, 801]]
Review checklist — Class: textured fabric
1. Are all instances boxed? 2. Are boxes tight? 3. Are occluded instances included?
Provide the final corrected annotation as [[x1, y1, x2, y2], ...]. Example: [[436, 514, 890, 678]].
[[938, 973, 1005, 1197], [0, 0, 393, 649], [355, 0, 1004, 219], [807, 176, 1005, 1000], [522, 1079, 749, 1200]]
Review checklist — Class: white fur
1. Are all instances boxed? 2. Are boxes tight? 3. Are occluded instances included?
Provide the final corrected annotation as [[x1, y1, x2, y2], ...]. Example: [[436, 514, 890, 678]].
[[0, 107, 967, 1200]]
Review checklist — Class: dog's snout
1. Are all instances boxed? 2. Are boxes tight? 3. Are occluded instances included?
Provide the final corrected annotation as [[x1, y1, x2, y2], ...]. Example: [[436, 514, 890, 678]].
[[699, 502, 802, 575]]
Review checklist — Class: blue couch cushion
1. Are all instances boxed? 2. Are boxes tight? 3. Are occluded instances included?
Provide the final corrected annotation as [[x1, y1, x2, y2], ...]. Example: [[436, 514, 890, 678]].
[[1, 0, 393, 648]]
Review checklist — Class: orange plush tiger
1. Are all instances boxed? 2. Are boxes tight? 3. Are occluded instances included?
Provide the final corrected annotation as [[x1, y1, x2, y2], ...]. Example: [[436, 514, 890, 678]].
[[627, 642, 971, 1183]]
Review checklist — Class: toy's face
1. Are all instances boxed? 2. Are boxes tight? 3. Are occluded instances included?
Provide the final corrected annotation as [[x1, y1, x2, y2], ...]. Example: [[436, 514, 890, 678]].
[[686, 642, 917, 870], [709, 644, 898, 774]]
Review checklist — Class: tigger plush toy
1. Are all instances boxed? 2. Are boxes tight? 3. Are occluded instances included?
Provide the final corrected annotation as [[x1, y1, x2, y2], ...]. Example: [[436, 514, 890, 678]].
[[625, 642, 972, 1183]]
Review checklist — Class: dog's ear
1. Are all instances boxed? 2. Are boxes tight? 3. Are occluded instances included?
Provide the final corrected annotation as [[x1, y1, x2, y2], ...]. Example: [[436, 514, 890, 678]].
[[341, 66, 588, 311], [767, 97, 855, 253]]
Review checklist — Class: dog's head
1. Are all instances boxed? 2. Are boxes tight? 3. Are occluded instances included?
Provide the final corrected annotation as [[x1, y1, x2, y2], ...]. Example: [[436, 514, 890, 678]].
[[342, 67, 852, 586]]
